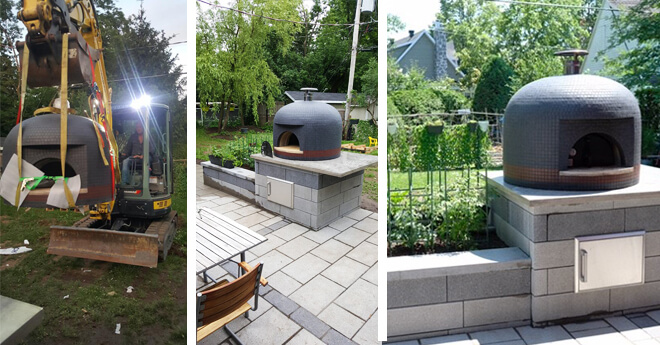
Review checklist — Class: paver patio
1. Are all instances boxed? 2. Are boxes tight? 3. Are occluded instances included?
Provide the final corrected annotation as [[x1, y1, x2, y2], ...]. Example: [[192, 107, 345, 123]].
[[387, 309, 660, 345], [196, 165, 378, 345]]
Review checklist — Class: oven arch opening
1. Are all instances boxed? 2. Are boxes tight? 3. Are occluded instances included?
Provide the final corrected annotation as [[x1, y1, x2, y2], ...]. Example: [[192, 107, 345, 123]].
[[568, 133, 623, 169]]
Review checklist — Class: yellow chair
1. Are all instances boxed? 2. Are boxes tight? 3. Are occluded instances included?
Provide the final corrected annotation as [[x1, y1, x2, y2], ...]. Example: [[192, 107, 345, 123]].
[[369, 137, 378, 146]]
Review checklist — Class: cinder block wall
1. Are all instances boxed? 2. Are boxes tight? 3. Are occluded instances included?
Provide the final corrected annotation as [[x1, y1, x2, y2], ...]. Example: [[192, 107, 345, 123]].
[[202, 162, 255, 200], [491, 191, 660, 325], [386, 248, 531, 341], [254, 161, 362, 230]]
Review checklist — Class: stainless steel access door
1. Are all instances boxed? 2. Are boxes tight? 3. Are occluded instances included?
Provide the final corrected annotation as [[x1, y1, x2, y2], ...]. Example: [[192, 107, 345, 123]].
[[266, 176, 294, 209], [575, 231, 645, 293]]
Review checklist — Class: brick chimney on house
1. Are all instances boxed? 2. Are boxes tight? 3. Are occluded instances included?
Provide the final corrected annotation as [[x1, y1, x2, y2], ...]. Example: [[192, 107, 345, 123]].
[[433, 21, 448, 80]]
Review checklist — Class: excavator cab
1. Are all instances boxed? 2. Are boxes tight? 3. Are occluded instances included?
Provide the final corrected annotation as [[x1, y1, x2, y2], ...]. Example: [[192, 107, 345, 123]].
[[113, 103, 173, 219]]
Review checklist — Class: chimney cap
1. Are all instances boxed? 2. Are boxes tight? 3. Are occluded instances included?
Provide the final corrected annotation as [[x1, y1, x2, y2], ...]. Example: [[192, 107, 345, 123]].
[[408, 30, 415, 38], [554, 49, 588, 57]]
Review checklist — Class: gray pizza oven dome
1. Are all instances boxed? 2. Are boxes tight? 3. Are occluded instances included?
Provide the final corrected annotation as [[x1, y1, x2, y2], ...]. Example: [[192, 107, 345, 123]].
[[503, 74, 641, 191], [273, 88, 343, 161]]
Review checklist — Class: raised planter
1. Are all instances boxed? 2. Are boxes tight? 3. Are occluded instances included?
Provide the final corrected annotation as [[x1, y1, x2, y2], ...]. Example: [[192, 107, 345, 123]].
[[387, 247, 531, 341], [202, 161, 255, 200]]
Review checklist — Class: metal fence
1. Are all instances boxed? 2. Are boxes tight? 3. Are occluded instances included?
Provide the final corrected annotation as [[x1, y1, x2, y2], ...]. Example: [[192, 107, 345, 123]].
[[386, 115, 495, 252]]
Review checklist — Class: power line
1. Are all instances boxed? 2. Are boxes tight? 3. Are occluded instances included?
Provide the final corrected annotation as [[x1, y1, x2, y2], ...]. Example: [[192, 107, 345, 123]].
[[197, 0, 377, 26], [486, 0, 627, 12], [108, 71, 186, 82]]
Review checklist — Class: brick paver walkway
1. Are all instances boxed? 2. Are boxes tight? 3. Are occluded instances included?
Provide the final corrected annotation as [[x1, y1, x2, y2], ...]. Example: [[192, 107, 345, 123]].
[[196, 165, 378, 345], [388, 309, 660, 345]]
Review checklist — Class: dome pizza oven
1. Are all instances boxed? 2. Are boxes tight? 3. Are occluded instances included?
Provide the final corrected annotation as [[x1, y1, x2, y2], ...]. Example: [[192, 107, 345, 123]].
[[3, 113, 114, 207], [273, 88, 342, 161], [503, 52, 641, 191]]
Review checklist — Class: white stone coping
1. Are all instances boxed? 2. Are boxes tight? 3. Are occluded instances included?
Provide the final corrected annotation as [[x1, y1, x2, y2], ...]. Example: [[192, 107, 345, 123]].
[[387, 247, 531, 281], [251, 151, 377, 177], [488, 165, 660, 215], [201, 161, 255, 182]]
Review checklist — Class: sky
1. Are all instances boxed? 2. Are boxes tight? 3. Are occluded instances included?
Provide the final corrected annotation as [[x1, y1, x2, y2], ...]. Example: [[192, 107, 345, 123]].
[[115, 0, 187, 79], [388, 0, 441, 39]]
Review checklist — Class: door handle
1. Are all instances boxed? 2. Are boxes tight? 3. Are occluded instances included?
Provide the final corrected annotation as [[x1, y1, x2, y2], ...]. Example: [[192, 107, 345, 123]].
[[580, 249, 588, 283], [267, 182, 271, 196]]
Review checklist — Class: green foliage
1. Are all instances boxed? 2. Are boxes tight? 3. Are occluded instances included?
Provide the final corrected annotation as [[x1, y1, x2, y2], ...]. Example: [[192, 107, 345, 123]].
[[353, 120, 378, 145], [389, 121, 491, 172], [389, 89, 445, 115], [438, 0, 500, 88], [472, 57, 514, 113], [496, 0, 589, 90], [197, 0, 299, 126], [604, 0, 659, 90]]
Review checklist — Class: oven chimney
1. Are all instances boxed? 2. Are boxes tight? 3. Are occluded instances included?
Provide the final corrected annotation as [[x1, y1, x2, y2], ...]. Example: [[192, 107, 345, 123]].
[[408, 30, 414, 38], [301, 87, 317, 101], [554, 49, 588, 75]]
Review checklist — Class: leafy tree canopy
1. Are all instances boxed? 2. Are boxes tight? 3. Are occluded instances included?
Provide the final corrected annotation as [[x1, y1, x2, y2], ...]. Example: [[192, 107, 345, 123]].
[[472, 56, 514, 113]]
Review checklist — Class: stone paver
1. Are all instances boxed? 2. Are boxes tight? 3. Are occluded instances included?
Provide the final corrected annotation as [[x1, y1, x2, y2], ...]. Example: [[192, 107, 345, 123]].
[[235, 308, 300, 345], [290, 275, 345, 315], [311, 239, 353, 264], [353, 313, 378, 345], [287, 329, 326, 345], [322, 256, 369, 288], [318, 303, 364, 339], [335, 278, 377, 320], [334, 227, 371, 247], [267, 270, 302, 297], [282, 253, 330, 284], [196, 166, 377, 344], [401, 310, 660, 345], [277, 236, 319, 260]]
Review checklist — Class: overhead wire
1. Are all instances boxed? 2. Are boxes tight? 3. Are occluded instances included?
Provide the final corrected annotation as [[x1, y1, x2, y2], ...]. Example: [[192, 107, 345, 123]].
[[196, 0, 377, 26]]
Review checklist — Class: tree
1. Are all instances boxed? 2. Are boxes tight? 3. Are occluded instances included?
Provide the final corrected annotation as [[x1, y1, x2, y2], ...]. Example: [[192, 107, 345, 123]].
[[438, 0, 500, 88], [472, 57, 514, 113], [196, 0, 300, 129], [496, 0, 590, 89], [604, 0, 659, 90], [1, 0, 20, 136]]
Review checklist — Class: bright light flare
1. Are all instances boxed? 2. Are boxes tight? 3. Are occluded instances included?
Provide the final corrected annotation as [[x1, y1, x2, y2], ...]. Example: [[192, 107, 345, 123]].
[[131, 95, 152, 109]]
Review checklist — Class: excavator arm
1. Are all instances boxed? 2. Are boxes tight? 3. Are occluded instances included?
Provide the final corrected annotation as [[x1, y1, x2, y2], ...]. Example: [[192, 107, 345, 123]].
[[10, 0, 165, 268], [16, 0, 119, 220]]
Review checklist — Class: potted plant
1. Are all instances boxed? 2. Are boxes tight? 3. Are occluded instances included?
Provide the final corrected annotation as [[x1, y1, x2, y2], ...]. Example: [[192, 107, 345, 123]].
[[426, 120, 444, 135], [209, 146, 223, 166], [387, 121, 398, 135], [223, 152, 236, 169], [468, 120, 479, 132]]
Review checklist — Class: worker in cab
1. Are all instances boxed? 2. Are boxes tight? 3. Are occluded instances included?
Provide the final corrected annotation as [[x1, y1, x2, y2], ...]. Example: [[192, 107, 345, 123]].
[[120, 121, 153, 185]]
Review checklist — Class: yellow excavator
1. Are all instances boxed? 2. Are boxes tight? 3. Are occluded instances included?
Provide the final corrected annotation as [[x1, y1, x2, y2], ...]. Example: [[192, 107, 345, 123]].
[[1, 0, 177, 267]]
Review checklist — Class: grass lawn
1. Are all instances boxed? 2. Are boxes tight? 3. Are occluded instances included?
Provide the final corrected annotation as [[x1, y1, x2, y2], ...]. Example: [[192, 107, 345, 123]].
[[388, 167, 502, 192], [0, 160, 187, 344]]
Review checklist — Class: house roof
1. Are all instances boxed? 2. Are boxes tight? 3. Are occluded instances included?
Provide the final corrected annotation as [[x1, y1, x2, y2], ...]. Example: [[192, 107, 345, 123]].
[[388, 28, 464, 79], [284, 91, 346, 104], [608, 0, 641, 8]]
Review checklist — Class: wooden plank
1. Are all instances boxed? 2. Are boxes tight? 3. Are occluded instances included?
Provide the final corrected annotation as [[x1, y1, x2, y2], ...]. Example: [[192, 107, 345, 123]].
[[196, 302, 251, 342]]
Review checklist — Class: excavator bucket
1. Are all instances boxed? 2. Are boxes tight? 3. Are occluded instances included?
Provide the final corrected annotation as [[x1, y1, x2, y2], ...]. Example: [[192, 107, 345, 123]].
[[16, 33, 100, 88], [48, 226, 160, 268]]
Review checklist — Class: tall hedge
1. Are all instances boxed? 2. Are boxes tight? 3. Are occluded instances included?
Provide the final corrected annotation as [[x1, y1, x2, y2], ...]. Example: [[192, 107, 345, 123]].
[[472, 57, 514, 113]]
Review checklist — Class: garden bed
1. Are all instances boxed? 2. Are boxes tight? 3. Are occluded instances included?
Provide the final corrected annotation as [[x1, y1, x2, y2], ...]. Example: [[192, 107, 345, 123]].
[[388, 229, 507, 257]]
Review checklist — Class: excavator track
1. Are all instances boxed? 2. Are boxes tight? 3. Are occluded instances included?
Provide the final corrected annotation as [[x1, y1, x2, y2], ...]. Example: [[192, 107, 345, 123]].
[[145, 211, 178, 261]]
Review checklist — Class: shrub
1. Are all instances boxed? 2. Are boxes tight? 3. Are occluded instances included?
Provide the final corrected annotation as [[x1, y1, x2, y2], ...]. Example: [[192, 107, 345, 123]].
[[354, 120, 378, 144], [472, 57, 514, 113]]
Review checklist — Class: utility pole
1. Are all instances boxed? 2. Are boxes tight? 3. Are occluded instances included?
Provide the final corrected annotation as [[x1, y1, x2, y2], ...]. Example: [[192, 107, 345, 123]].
[[343, 0, 362, 139]]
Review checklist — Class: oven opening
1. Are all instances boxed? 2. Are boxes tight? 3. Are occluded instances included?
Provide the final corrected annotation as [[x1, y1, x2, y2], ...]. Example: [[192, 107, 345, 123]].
[[276, 131, 303, 154], [34, 159, 77, 188], [569, 133, 622, 169]]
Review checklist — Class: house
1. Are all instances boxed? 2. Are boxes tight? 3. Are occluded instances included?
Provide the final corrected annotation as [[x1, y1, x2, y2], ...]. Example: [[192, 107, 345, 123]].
[[388, 21, 464, 82], [582, 0, 640, 77], [284, 91, 378, 121]]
